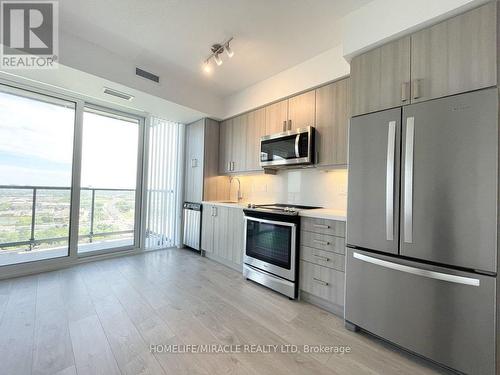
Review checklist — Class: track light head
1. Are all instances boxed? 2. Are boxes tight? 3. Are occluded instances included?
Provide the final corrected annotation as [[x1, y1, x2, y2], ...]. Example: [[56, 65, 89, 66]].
[[214, 53, 223, 66], [203, 60, 212, 73], [225, 44, 234, 58]]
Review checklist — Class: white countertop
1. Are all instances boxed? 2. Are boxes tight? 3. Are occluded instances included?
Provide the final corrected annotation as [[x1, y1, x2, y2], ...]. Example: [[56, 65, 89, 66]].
[[201, 201, 347, 221], [201, 200, 247, 209], [299, 208, 347, 221]]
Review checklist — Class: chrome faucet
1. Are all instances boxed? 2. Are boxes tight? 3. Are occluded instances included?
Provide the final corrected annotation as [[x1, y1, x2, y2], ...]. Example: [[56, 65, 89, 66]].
[[229, 177, 243, 202]]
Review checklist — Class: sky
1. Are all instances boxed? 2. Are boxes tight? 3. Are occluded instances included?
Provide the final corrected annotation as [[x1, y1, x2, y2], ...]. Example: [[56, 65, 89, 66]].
[[0, 91, 139, 189]]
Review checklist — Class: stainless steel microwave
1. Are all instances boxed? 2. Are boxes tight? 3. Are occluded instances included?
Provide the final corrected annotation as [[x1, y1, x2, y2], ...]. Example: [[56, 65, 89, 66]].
[[260, 126, 315, 168]]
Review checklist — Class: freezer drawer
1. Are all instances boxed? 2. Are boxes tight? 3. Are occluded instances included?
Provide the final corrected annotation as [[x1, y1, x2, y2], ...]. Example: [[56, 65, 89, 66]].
[[345, 248, 495, 375]]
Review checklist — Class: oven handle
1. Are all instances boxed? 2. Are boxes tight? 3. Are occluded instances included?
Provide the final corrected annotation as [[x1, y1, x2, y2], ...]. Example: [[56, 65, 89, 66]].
[[245, 216, 297, 228]]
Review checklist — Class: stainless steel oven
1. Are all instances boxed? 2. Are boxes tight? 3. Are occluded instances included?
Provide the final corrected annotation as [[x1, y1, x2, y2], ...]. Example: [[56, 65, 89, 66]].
[[243, 205, 306, 299], [260, 126, 315, 168]]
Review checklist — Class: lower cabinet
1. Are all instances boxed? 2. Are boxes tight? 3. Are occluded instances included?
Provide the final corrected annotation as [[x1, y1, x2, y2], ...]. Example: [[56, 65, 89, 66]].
[[299, 217, 346, 316], [201, 204, 244, 270]]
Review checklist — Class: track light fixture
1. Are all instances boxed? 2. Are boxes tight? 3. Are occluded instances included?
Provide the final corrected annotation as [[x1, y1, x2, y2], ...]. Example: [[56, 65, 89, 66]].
[[203, 37, 234, 73]]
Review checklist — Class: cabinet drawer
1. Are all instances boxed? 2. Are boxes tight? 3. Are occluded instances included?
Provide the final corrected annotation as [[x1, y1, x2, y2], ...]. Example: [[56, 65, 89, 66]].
[[299, 260, 344, 306], [300, 231, 345, 254], [300, 246, 344, 271], [301, 217, 345, 237]]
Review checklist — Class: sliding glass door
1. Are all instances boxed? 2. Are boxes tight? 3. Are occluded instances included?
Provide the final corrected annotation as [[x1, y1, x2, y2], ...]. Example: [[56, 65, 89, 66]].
[[0, 86, 76, 266], [0, 82, 146, 270], [77, 107, 143, 255]]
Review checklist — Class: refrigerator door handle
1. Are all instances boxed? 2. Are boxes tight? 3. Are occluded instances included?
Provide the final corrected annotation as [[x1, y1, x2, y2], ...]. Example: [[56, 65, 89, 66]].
[[385, 121, 396, 241], [404, 117, 415, 243], [353, 252, 480, 286]]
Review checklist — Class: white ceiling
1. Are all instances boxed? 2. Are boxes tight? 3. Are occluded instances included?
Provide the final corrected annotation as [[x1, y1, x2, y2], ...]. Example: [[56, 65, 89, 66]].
[[59, 0, 372, 98]]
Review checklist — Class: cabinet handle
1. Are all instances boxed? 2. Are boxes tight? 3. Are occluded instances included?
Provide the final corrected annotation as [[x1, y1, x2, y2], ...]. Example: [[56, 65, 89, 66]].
[[313, 224, 330, 229], [213, 206, 218, 217], [313, 277, 329, 286], [401, 82, 409, 102], [313, 239, 330, 246], [191, 158, 198, 167], [227, 162, 231, 172], [288, 119, 292, 131], [282, 120, 287, 132], [231, 161, 235, 171], [313, 254, 330, 262], [412, 79, 422, 99]]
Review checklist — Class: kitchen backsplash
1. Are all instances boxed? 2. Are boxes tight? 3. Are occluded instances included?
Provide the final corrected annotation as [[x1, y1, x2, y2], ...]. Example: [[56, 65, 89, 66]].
[[229, 168, 348, 210]]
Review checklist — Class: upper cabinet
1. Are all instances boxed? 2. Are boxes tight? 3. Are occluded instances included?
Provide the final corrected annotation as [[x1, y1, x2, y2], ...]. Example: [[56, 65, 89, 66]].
[[231, 114, 247, 173], [264, 92, 316, 134], [287, 90, 316, 130], [218, 114, 249, 174], [350, 37, 411, 117], [315, 78, 351, 166], [410, 2, 496, 103], [245, 107, 266, 171], [351, 2, 497, 116], [265, 99, 288, 134], [219, 118, 233, 174]]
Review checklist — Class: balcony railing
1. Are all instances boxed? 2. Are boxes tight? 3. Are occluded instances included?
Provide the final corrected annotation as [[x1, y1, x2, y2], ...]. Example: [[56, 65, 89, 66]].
[[0, 185, 135, 251]]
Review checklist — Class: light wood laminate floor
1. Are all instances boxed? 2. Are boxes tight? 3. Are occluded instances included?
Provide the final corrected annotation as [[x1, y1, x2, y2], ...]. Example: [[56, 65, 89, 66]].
[[0, 248, 451, 375]]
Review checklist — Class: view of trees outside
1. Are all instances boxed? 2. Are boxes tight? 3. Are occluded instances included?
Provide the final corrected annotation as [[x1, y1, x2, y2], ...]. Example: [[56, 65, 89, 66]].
[[0, 90, 74, 260], [77, 109, 139, 252], [0, 89, 140, 263]]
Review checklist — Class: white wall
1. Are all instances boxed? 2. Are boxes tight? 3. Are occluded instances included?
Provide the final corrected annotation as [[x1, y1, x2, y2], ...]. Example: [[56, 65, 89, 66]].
[[0, 66, 206, 124], [342, 0, 490, 59], [223, 45, 350, 119], [59, 32, 225, 119], [228, 169, 348, 211]]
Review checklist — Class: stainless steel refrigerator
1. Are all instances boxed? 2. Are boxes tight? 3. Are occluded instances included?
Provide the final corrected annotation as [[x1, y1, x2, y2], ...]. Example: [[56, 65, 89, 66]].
[[345, 88, 498, 375]]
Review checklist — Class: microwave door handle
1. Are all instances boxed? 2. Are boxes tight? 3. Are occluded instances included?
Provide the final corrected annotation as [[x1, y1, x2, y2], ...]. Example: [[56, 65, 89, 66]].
[[295, 134, 300, 158]]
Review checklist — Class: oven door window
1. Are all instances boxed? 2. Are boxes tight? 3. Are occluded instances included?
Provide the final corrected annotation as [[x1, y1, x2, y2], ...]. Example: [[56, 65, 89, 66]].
[[246, 219, 292, 269]]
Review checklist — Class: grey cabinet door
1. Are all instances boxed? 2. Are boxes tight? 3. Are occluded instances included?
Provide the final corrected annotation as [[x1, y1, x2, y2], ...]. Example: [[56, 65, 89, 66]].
[[315, 78, 350, 166], [201, 205, 214, 253], [231, 114, 247, 173], [410, 2, 496, 104], [228, 208, 244, 265], [245, 108, 266, 171], [218, 119, 233, 174], [287, 90, 315, 130], [400, 89, 497, 272], [347, 108, 402, 255], [351, 37, 411, 116], [212, 206, 228, 259], [184, 119, 204, 203], [265, 99, 288, 135]]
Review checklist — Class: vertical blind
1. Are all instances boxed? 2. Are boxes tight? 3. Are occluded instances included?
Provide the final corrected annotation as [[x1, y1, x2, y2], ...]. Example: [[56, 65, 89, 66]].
[[145, 117, 182, 250]]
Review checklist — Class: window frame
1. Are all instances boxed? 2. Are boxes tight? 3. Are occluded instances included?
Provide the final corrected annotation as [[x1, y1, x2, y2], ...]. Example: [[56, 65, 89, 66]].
[[0, 77, 149, 279]]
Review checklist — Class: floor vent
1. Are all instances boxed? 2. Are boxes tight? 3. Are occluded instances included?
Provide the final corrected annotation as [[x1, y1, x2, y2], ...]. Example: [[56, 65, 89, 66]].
[[136, 67, 160, 83]]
